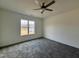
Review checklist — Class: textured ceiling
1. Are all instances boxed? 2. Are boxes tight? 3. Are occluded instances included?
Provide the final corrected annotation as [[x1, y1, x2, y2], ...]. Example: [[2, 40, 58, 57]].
[[0, 0, 79, 18]]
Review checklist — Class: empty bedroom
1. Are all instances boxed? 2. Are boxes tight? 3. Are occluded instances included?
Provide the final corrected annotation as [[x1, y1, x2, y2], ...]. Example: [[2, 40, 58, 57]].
[[0, 0, 79, 58]]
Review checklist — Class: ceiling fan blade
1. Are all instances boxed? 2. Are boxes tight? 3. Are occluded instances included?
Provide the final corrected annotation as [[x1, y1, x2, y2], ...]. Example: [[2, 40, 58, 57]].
[[42, 2, 45, 6], [45, 9, 53, 11], [33, 8, 41, 10], [41, 10, 45, 14], [45, 0, 55, 8]]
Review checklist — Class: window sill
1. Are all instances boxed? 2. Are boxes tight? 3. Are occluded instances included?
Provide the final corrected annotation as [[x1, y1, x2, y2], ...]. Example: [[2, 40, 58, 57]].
[[21, 34, 35, 37]]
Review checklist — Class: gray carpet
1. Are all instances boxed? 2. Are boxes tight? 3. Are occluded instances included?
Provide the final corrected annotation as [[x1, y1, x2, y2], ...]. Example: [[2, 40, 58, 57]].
[[0, 38, 79, 58]]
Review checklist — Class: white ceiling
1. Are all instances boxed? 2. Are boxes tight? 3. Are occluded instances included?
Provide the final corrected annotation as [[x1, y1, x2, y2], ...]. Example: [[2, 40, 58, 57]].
[[0, 0, 79, 18]]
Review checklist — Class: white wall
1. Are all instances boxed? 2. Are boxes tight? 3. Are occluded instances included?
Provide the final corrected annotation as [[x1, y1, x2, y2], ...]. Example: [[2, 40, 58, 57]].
[[0, 9, 43, 47], [44, 8, 79, 48]]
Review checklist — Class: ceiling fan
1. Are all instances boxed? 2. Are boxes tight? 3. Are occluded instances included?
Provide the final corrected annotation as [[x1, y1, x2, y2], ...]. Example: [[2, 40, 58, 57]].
[[34, 0, 55, 14]]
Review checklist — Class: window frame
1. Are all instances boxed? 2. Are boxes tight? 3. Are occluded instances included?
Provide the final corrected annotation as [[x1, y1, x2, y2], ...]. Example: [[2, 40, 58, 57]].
[[21, 19, 35, 36]]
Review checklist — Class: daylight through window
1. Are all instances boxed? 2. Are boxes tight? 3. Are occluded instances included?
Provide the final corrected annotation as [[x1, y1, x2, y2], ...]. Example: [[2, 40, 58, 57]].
[[21, 19, 35, 36]]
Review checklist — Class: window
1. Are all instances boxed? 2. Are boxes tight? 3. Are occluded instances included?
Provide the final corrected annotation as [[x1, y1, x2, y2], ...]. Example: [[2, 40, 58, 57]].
[[21, 19, 28, 36], [21, 19, 35, 36], [29, 21, 35, 35]]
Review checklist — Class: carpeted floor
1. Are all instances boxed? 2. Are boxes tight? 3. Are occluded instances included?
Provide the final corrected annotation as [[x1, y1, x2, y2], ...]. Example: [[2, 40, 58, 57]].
[[0, 38, 79, 58]]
